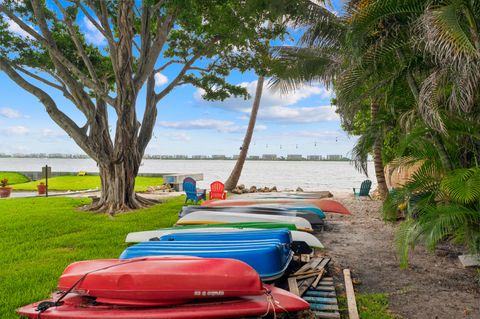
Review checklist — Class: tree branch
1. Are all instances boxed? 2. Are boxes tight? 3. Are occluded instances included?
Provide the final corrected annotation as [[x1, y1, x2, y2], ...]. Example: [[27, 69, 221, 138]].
[[137, 73, 157, 154], [155, 52, 203, 103], [134, 11, 176, 91], [52, 0, 101, 85], [2, 3, 115, 107], [15, 65, 74, 100], [0, 57, 94, 157], [155, 60, 182, 73]]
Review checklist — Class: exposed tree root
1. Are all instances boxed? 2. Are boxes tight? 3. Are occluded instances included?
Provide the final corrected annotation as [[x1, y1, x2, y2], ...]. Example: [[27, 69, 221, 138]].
[[80, 194, 159, 215]]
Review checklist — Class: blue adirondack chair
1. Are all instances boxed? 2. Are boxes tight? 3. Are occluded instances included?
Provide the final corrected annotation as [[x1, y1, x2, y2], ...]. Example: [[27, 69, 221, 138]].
[[183, 177, 206, 204], [353, 180, 372, 199]]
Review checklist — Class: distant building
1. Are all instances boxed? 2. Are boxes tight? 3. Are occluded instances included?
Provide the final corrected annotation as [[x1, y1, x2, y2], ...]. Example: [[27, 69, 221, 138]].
[[211, 155, 227, 160], [232, 155, 240, 160], [192, 155, 209, 160], [174, 155, 188, 159], [262, 154, 277, 160], [160, 155, 174, 159], [326, 154, 343, 161], [287, 154, 304, 161], [248, 155, 260, 160], [307, 155, 322, 161]]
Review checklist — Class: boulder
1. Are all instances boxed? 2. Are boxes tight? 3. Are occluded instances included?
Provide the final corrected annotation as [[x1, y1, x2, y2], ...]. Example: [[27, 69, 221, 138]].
[[231, 187, 243, 194], [238, 184, 245, 190], [296, 187, 304, 192], [242, 188, 249, 194], [271, 186, 277, 192], [249, 186, 257, 193]]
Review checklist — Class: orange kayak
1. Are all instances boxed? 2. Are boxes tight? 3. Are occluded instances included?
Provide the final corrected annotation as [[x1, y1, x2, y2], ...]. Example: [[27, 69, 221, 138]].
[[202, 199, 351, 215]]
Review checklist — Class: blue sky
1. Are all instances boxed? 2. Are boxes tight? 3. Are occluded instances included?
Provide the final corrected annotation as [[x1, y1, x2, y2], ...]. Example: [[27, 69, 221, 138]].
[[0, 0, 354, 157]]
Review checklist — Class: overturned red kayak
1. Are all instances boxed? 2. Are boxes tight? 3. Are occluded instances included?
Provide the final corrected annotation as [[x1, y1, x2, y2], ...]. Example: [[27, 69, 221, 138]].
[[57, 257, 263, 306], [17, 285, 309, 319], [203, 198, 351, 215]]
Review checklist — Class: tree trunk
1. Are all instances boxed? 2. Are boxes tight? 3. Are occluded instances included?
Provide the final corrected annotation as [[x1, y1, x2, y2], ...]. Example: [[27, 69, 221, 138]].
[[85, 159, 156, 215], [225, 76, 264, 191], [371, 100, 389, 199]]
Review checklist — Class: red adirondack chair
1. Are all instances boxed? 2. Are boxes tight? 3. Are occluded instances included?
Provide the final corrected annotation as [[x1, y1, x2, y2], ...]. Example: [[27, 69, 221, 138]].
[[209, 181, 227, 200]]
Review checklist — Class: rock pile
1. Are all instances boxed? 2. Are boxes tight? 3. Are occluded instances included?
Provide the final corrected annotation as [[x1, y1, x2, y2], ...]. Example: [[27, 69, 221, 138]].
[[147, 184, 176, 193], [230, 184, 280, 194]]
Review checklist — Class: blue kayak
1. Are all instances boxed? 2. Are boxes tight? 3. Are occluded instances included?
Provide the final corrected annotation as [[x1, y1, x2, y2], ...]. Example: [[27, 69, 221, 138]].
[[159, 228, 292, 244], [120, 243, 293, 281]]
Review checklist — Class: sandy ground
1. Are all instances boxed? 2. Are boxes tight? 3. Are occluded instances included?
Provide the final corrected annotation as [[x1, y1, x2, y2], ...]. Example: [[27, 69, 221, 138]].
[[317, 192, 480, 319]]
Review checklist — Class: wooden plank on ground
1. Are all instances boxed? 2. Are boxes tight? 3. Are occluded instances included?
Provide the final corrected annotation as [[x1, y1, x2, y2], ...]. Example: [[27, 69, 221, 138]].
[[288, 277, 300, 296], [312, 268, 325, 288], [304, 290, 336, 297], [310, 304, 339, 311], [317, 257, 331, 269], [458, 254, 480, 267], [294, 257, 323, 275], [298, 268, 326, 295], [314, 311, 341, 319], [343, 269, 359, 319]]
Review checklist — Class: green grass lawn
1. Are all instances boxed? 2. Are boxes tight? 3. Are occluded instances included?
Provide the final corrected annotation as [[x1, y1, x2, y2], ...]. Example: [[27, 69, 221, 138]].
[[338, 293, 399, 319], [0, 196, 183, 318], [0, 172, 30, 185], [11, 175, 164, 192]]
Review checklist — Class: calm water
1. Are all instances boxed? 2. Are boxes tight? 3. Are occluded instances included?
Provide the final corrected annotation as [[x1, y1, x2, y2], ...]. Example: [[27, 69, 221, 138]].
[[0, 158, 375, 192]]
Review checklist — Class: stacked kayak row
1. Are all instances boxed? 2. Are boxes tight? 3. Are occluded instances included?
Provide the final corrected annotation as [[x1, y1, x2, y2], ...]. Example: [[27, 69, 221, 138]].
[[18, 257, 309, 318], [18, 196, 349, 318], [123, 229, 294, 280]]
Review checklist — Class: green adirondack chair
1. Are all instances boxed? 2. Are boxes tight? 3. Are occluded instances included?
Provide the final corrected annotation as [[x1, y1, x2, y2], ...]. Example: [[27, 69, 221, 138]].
[[353, 180, 372, 199]]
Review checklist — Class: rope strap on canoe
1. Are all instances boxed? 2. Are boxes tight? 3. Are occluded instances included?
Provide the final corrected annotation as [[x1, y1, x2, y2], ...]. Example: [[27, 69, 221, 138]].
[[261, 287, 289, 319], [36, 258, 149, 318]]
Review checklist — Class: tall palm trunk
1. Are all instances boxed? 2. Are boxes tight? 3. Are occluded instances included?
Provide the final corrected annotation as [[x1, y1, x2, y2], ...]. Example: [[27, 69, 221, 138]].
[[225, 76, 264, 191], [371, 100, 389, 199]]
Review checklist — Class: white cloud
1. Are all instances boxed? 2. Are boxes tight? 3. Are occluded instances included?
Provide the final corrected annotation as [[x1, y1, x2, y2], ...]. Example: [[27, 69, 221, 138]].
[[166, 132, 191, 141], [41, 129, 67, 138], [83, 17, 106, 45], [154, 72, 168, 87], [259, 105, 339, 123], [0, 107, 22, 119], [0, 126, 30, 135], [4, 16, 33, 39], [158, 119, 266, 134], [193, 79, 336, 124]]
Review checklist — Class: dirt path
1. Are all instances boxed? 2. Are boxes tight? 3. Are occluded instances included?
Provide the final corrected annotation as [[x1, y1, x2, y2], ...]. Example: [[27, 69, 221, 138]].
[[317, 192, 479, 319]]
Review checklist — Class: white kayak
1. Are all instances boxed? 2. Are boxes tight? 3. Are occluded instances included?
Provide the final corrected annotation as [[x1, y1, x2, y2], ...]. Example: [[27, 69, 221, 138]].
[[176, 211, 313, 231], [125, 228, 323, 248]]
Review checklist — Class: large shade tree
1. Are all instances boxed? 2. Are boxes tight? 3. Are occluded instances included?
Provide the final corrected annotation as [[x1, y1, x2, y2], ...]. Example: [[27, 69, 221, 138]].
[[0, 0, 303, 213]]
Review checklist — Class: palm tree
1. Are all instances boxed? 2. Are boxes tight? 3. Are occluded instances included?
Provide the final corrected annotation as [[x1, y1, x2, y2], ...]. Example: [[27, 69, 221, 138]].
[[271, 0, 395, 198], [224, 76, 264, 191]]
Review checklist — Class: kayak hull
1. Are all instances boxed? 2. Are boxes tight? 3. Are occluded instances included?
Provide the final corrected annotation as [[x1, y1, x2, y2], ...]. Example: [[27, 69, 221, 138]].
[[203, 199, 351, 215], [57, 257, 263, 306], [180, 208, 324, 224], [176, 211, 313, 231], [119, 244, 293, 281], [179, 205, 326, 219], [126, 228, 323, 248], [17, 285, 309, 319]]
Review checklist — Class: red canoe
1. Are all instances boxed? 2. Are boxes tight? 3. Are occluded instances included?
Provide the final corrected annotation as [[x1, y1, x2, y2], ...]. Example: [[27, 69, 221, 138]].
[[17, 285, 310, 319], [202, 199, 351, 215], [58, 257, 263, 306]]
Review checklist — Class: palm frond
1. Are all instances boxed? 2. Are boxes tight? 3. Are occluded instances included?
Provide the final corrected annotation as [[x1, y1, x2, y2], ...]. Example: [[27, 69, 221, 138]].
[[396, 218, 423, 268], [269, 46, 338, 93], [351, 129, 378, 176], [418, 69, 447, 133], [296, 2, 346, 49], [418, 2, 478, 69], [440, 168, 480, 205]]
